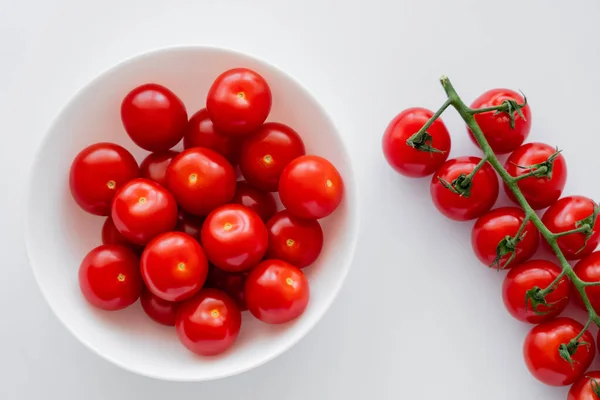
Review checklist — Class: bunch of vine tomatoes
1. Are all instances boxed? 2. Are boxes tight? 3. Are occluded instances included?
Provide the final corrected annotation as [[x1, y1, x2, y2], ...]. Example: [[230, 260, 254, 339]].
[[382, 87, 600, 398], [69, 67, 344, 357]]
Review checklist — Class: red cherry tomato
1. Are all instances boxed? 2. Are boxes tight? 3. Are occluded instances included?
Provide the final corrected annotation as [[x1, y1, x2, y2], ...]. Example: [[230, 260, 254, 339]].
[[101, 216, 143, 253], [504, 142, 567, 210], [573, 252, 600, 313], [239, 122, 306, 191], [175, 289, 242, 356], [542, 196, 600, 260], [111, 178, 178, 245], [139, 150, 179, 187], [266, 210, 323, 268], [279, 155, 344, 220], [568, 371, 600, 400], [141, 232, 208, 302], [183, 108, 240, 165], [201, 204, 268, 272], [166, 148, 236, 216], [206, 266, 248, 311], [206, 68, 272, 136], [245, 259, 309, 324], [120, 83, 188, 152], [471, 207, 539, 269], [469, 88, 531, 154], [230, 181, 277, 222], [382, 107, 451, 177], [523, 317, 595, 386], [69, 142, 139, 216], [175, 210, 204, 243], [140, 288, 178, 326], [78, 244, 143, 311], [430, 156, 499, 221], [502, 260, 570, 324]]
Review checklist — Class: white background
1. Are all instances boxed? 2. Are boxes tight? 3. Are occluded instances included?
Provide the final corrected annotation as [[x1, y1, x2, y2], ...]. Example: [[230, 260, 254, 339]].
[[2, 0, 600, 398]]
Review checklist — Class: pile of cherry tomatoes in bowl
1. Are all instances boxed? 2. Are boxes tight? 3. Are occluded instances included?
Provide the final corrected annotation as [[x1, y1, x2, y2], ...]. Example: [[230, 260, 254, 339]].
[[69, 67, 344, 357]]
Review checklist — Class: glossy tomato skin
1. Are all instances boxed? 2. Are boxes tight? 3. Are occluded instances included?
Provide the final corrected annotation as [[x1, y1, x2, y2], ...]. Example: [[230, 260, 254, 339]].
[[201, 204, 268, 272], [266, 210, 323, 268], [140, 288, 178, 326], [523, 317, 595, 386], [245, 259, 309, 324], [230, 181, 277, 222], [141, 232, 209, 302], [111, 178, 178, 245], [573, 252, 600, 313], [430, 156, 499, 221], [175, 289, 242, 356], [166, 148, 236, 216], [504, 142, 567, 210], [239, 122, 306, 191], [382, 107, 452, 177], [502, 260, 570, 323], [69, 142, 139, 216], [175, 210, 204, 243], [542, 196, 600, 260], [206, 266, 248, 311], [183, 108, 240, 165], [471, 207, 539, 268], [206, 68, 272, 136], [120, 83, 188, 152], [139, 150, 179, 187], [101, 216, 143, 253], [568, 371, 600, 400], [469, 88, 532, 154], [279, 155, 344, 220], [78, 244, 143, 311]]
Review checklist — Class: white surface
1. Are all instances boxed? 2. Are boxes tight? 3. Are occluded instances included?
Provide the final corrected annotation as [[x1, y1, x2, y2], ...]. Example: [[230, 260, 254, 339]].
[[24, 45, 358, 381], [2, 0, 600, 398]]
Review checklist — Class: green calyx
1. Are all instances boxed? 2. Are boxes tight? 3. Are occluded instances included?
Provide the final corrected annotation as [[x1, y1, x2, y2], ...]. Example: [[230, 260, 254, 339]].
[[513, 148, 562, 181], [559, 339, 590, 369], [575, 202, 600, 254], [438, 174, 472, 197], [590, 377, 600, 397], [494, 95, 528, 129], [491, 235, 522, 270], [406, 130, 445, 154]]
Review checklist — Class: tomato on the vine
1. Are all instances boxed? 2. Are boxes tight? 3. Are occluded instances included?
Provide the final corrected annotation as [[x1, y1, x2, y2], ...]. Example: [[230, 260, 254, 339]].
[[502, 260, 570, 324], [140, 150, 179, 187], [140, 288, 178, 326], [121, 83, 188, 152], [266, 210, 323, 268], [469, 88, 531, 154], [568, 371, 600, 400], [523, 317, 595, 386], [504, 142, 567, 210], [471, 207, 539, 269], [572, 252, 600, 313], [69, 142, 139, 216], [430, 156, 499, 221], [382, 107, 451, 177], [230, 181, 277, 222], [542, 196, 600, 260], [183, 108, 240, 165], [206, 266, 248, 311]]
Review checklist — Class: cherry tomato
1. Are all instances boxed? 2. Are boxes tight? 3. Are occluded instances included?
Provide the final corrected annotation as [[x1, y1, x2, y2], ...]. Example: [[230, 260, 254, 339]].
[[183, 108, 240, 165], [239, 122, 306, 191], [504, 142, 567, 210], [141, 232, 208, 302], [279, 155, 344, 220], [430, 156, 499, 221], [206, 68, 272, 136], [471, 207, 539, 269], [573, 252, 600, 313], [140, 288, 178, 326], [568, 371, 600, 400], [206, 266, 248, 311], [78, 244, 143, 311], [101, 216, 143, 253], [201, 204, 268, 272], [245, 259, 309, 324], [523, 317, 595, 386], [502, 260, 570, 324], [120, 83, 188, 152], [166, 148, 236, 216], [382, 107, 451, 177], [542, 196, 600, 260], [266, 210, 323, 268], [139, 150, 179, 187], [175, 289, 242, 356], [69, 142, 139, 216], [469, 88, 531, 154], [111, 178, 178, 245], [230, 181, 277, 222], [175, 210, 204, 243]]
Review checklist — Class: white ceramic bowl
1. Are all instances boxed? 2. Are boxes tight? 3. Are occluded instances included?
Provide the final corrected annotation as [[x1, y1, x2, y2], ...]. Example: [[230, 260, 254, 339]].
[[24, 46, 359, 381]]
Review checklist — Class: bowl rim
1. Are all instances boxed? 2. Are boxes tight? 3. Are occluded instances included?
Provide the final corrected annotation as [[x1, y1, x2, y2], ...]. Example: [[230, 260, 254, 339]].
[[23, 44, 360, 381]]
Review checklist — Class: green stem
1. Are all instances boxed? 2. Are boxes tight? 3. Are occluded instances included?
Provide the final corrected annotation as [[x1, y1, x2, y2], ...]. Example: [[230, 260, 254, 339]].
[[466, 156, 489, 180], [406, 98, 452, 144], [554, 226, 590, 238], [513, 166, 548, 181], [573, 318, 592, 342]]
